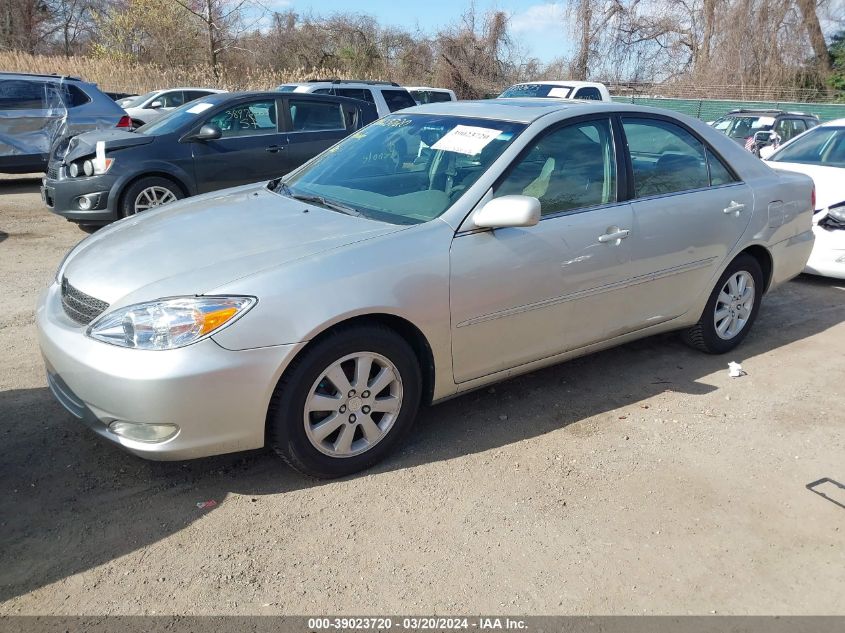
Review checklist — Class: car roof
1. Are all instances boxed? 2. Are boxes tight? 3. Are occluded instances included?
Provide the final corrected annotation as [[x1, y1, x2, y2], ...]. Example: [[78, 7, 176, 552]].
[[0, 71, 84, 82], [817, 117, 845, 127], [406, 98, 619, 123], [725, 109, 817, 118], [508, 80, 606, 89], [405, 86, 453, 92], [152, 87, 226, 92]]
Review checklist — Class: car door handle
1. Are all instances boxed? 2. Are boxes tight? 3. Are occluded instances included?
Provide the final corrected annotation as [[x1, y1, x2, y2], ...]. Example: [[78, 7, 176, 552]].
[[723, 201, 745, 214], [598, 229, 630, 243], [265, 145, 285, 153]]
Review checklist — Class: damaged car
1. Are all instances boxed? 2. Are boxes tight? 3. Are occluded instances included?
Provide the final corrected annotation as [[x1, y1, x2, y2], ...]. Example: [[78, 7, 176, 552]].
[[0, 72, 130, 174]]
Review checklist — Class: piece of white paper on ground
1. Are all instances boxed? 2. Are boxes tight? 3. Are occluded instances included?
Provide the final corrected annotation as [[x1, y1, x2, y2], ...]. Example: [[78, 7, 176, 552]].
[[431, 125, 503, 155], [186, 103, 214, 114], [728, 361, 745, 377]]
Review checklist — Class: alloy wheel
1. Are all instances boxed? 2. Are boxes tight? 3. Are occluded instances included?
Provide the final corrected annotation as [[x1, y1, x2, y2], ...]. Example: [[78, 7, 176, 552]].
[[132, 186, 177, 214], [303, 352, 403, 458], [714, 271, 755, 340]]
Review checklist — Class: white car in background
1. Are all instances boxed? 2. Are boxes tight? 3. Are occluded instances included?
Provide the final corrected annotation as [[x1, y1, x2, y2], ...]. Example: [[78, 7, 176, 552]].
[[499, 80, 611, 102], [405, 86, 457, 104], [122, 87, 227, 127], [766, 118, 845, 279]]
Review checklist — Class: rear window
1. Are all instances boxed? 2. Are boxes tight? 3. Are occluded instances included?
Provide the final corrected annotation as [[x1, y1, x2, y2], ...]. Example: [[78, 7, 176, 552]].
[[381, 89, 416, 112]]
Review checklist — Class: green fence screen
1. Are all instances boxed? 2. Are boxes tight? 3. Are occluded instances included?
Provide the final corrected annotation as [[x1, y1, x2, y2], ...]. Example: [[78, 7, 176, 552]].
[[611, 96, 845, 123]]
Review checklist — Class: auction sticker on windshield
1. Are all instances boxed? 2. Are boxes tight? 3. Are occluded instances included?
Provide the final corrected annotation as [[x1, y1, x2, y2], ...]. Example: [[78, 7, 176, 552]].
[[432, 125, 503, 155], [186, 103, 214, 114]]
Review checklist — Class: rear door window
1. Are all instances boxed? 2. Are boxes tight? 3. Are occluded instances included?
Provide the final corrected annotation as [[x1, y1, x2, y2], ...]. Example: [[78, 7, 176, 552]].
[[0, 79, 47, 109], [381, 89, 416, 112], [622, 118, 710, 197], [185, 90, 213, 102], [288, 99, 346, 132], [336, 88, 375, 104]]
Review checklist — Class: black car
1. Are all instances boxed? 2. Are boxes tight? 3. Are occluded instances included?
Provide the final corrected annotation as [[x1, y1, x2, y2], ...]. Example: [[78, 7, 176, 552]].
[[41, 91, 378, 230], [711, 109, 819, 154]]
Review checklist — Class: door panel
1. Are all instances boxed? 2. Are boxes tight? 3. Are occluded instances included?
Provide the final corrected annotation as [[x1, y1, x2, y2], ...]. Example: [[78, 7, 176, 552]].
[[282, 98, 351, 174], [192, 98, 288, 192], [450, 203, 635, 383], [620, 117, 755, 324], [626, 184, 754, 322]]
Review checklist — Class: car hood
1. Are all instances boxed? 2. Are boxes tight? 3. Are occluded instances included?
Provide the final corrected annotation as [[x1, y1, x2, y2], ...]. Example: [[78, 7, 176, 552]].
[[767, 161, 845, 210], [61, 129, 154, 163], [62, 183, 407, 306]]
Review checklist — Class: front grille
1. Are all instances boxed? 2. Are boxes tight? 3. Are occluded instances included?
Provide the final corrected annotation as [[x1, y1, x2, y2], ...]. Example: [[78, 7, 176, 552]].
[[61, 278, 109, 325], [46, 163, 60, 180]]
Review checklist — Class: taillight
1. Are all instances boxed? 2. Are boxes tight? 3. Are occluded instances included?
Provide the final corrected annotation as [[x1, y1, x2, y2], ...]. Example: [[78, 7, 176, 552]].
[[116, 115, 131, 128], [811, 186, 816, 211]]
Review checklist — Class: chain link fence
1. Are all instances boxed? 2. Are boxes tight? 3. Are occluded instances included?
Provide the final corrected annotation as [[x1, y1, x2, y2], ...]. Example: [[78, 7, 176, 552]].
[[611, 96, 845, 123]]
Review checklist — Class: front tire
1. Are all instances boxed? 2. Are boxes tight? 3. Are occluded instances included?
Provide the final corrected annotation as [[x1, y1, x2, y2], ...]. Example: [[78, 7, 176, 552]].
[[683, 254, 763, 354], [267, 324, 422, 478], [119, 176, 183, 218]]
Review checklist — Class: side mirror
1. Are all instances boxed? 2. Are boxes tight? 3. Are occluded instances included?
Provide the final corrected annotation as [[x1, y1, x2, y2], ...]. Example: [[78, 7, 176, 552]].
[[473, 195, 540, 229], [149, 100, 163, 109], [192, 123, 222, 141]]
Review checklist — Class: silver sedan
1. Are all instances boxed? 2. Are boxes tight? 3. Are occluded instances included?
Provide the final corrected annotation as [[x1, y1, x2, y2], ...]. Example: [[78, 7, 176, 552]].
[[37, 100, 815, 477]]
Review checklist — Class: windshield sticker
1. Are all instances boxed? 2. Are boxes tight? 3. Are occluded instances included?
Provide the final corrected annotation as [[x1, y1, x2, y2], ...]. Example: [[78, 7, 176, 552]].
[[754, 116, 776, 127], [375, 117, 413, 128], [431, 125, 503, 155], [186, 102, 214, 114]]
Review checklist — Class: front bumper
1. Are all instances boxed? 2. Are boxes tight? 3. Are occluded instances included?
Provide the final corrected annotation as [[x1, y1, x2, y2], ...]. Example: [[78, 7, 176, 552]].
[[36, 281, 301, 460], [42, 164, 119, 223], [804, 225, 845, 279]]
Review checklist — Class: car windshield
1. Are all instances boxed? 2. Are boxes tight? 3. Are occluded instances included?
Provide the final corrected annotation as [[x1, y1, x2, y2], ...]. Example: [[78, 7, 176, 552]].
[[123, 91, 157, 108], [136, 99, 219, 135], [500, 84, 572, 98], [712, 115, 775, 139], [769, 125, 845, 166], [280, 114, 526, 224]]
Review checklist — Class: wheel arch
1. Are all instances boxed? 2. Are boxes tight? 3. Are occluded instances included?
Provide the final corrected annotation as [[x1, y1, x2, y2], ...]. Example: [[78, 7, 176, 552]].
[[738, 244, 773, 292], [116, 171, 190, 215], [270, 312, 437, 416]]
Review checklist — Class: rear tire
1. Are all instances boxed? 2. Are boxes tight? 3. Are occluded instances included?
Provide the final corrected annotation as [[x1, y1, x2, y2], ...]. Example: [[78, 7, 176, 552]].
[[682, 253, 763, 354], [119, 176, 183, 218], [267, 324, 422, 478]]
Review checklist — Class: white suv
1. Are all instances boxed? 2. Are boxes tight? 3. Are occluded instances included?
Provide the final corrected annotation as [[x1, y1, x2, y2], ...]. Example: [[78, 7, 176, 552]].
[[277, 80, 416, 118]]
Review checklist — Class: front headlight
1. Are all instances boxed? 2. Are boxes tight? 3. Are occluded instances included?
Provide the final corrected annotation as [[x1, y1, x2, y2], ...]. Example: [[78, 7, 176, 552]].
[[827, 206, 845, 223], [86, 296, 256, 350]]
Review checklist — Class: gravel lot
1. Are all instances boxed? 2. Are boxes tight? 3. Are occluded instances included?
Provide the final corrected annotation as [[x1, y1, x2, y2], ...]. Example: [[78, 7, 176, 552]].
[[1, 174, 843, 615]]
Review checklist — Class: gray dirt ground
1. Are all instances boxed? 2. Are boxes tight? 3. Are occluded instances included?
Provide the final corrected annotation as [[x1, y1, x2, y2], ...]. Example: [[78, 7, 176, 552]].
[[0, 174, 843, 615]]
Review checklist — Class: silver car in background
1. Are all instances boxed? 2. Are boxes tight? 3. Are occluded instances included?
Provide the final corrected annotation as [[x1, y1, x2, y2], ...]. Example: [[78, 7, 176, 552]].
[[37, 100, 815, 478], [0, 72, 129, 174]]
